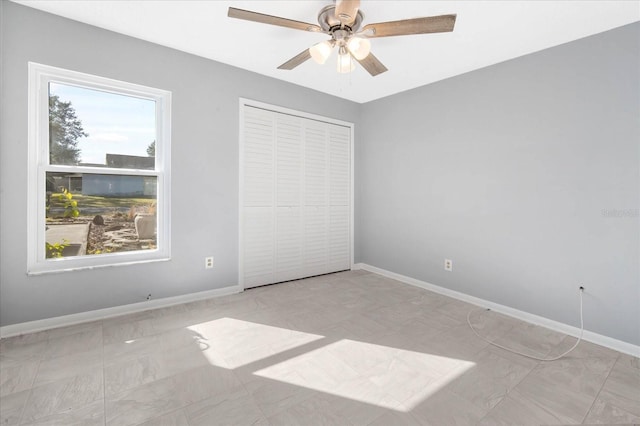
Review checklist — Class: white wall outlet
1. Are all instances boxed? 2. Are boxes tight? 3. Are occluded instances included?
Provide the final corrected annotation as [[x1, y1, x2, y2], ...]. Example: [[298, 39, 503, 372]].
[[444, 259, 453, 272], [205, 256, 214, 269]]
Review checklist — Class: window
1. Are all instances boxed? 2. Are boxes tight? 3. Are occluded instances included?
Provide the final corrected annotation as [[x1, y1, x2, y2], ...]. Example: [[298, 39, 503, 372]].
[[28, 63, 171, 274]]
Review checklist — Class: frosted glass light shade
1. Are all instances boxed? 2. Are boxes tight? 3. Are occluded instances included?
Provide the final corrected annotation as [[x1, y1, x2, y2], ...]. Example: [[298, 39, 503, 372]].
[[337, 50, 355, 73], [346, 37, 371, 60], [309, 41, 333, 64]]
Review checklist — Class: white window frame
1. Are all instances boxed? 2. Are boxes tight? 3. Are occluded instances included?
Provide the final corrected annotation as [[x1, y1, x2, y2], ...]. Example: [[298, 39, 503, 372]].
[[27, 62, 171, 275]]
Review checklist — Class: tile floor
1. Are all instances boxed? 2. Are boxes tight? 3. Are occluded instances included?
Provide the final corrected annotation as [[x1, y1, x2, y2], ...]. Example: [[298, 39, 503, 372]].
[[1, 270, 639, 425]]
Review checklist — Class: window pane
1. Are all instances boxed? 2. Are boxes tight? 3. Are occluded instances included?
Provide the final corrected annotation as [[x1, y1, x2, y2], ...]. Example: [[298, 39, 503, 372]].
[[46, 172, 157, 258], [48, 82, 156, 169]]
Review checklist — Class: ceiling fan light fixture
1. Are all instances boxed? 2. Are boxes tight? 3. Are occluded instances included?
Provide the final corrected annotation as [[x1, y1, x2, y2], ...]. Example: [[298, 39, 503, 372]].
[[346, 36, 371, 60], [309, 41, 333, 64], [337, 46, 355, 73]]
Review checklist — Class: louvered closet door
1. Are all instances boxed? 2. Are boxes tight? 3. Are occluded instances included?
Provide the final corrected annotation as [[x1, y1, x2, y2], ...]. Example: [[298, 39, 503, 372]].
[[242, 104, 351, 289], [328, 125, 351, 272], [303, 121, 329, 277], [275, 114, 304, 282], [243, 107, 276, 287]]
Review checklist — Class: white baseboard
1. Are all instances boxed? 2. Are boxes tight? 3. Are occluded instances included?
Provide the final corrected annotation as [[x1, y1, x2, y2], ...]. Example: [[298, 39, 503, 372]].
[[3, 265, 638, 358], [355, 263, 640, 358], [0, 284, 243, 339]]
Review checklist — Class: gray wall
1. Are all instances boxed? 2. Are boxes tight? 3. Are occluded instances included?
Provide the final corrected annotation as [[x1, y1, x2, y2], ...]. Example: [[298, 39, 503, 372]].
[[0, 2, 360, 326], [357, 23, 640, 345]]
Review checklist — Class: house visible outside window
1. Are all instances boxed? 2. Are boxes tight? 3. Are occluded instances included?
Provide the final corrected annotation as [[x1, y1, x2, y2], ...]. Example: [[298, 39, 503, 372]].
[[28, 63, 171, 274]]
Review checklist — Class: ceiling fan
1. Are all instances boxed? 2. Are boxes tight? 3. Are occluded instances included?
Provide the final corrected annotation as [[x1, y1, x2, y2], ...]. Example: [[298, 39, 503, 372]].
[[228, 1, 456, 76]]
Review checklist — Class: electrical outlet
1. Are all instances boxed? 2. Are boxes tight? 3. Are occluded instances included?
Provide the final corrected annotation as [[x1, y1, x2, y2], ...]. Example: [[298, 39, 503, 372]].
[[444, 259, 453, 272], [205, 256, 214, 269]]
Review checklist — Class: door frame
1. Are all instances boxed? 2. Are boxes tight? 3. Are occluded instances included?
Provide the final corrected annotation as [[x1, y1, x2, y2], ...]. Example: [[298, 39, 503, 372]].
[[238, 98, 355, 290]]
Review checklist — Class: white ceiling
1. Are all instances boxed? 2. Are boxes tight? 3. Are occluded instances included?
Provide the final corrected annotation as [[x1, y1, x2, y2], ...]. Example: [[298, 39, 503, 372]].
[[15, 0, 640, 103]]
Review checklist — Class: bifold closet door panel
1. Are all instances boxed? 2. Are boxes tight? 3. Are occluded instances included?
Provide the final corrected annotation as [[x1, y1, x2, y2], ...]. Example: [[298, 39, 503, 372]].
[[243, 107, 275, 287], [275, 113, 304, 282], [328, 124, 351, 271], [303, 120, 330, 277]]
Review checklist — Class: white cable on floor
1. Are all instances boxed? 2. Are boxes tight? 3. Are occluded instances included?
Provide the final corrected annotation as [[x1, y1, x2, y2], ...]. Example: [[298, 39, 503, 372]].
[[467, 287, 584, 362]]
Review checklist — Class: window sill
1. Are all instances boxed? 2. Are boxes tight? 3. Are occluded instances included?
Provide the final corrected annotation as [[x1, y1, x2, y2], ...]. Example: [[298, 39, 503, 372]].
[[27, 254, 171, 276]]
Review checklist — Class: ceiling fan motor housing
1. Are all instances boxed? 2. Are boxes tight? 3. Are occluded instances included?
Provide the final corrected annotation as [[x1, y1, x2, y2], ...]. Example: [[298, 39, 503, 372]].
[[318, 5, 364, 35]]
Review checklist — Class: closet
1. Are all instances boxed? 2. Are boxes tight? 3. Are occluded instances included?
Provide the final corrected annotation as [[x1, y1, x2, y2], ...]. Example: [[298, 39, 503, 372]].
[[240, 101, 352, 289]]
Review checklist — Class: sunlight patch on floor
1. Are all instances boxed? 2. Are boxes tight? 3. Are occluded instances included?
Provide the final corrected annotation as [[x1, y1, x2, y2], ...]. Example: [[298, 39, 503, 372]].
[[187, 317, 324, 368], [254, 339, 475, 411]]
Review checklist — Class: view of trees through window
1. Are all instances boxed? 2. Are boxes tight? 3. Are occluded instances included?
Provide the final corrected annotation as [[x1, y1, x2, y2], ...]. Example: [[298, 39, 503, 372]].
[[45, 83, 159, 259]]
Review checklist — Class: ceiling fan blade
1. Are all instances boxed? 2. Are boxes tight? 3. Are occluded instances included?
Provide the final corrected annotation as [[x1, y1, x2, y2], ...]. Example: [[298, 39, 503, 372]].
[[277, 49, 313, 70], [354, 52, 388, 76], [335, 0, 360, 25], [361, 14, 456, 38], [228, 7, 322, 33]]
